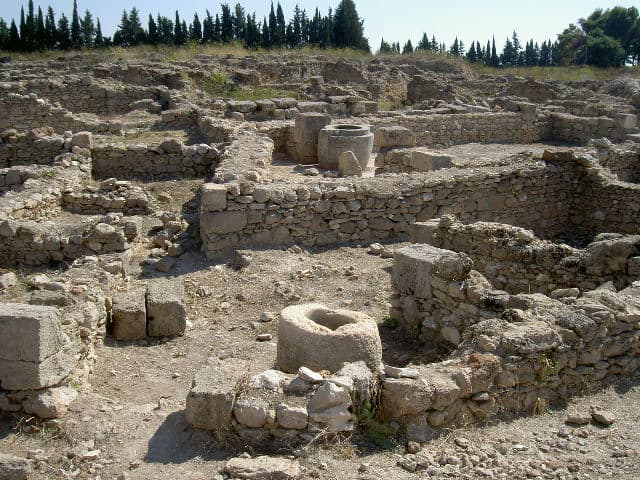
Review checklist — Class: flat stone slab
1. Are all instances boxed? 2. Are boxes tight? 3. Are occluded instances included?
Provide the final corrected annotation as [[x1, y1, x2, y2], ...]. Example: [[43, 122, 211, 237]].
[[146, 279, 186, 337], [0, 303, 76, 390], [112, 288, 147, 341]]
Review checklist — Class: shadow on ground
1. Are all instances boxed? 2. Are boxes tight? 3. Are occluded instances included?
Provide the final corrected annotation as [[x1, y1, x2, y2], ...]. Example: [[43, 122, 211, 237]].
[[145, 411, 231, 464]]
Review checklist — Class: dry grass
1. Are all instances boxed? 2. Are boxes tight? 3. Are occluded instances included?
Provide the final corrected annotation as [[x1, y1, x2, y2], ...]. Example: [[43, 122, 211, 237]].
[[7, 42, 372, 63], [473, 64, 640, 81]]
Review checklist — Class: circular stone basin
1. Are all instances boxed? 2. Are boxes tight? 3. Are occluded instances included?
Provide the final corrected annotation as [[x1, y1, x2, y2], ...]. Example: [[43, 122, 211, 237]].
[[276, 303, 382, 373], [317, 124, 374, 170]]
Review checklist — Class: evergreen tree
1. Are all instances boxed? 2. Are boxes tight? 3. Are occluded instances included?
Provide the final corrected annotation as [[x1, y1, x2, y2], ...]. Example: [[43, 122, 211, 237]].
[[214, 14, 221, 42], [450, 37, 460, 56], [157, 15, 174, 44], [466, 41, 477, 62], [45, 7, 56, 49], [485, 40, 491, 64], [9, 19, 21, 51], [191, 13, 202, 43], [0, 19, 9, 51], [94, 19, 104, 47], [402, 39, 413, 54], [71, 0, 81, 47], [261, 16, 271, 48], [35, 7, 45, 50], [220, 4, 233, 42], [80, 10, 94, 48], [57, 13, 71, 49], [174, 11, 187, 45], [113, 10, 129, 46], [275, 2, 286, 46], [332, 0, 368, 50], [24, 0, 35, 51], [417, 33, 429, 50], [511, 30, 521, 65], [308, 8, 321, 45], [129, 8, 145, 45], [501, 37, 514, 65], [203, 10, 214, 43], [491, 36, 499, 66], [379, 37, 393, 54], [233, 3, 245, 41], [268, 2, 277, 46], [19, 7, 26, 51], [148, 14, 158, 45]]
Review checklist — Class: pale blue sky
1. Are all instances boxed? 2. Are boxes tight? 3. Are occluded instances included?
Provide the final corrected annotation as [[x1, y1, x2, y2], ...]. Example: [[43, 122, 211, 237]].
[[1, 1, 637, 50]]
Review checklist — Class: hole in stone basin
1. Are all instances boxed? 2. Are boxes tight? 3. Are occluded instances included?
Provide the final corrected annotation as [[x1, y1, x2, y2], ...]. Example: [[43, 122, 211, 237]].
[[334, 125, 362, 130], [308, 309, 358, 330]]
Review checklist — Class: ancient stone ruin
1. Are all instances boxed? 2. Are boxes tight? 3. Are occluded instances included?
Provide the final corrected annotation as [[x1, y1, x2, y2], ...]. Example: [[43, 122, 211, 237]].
[[1, 53, 640, 478]]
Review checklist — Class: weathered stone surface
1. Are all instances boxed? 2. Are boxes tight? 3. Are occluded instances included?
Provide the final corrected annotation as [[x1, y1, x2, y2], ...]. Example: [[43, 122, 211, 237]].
[[0, 453, 31, 480], [186, 361, 245, 430], [234, 398, 269, 428], [200, 183, 227, 212], [277, 303, 382, 373], [338, 151, 362, 177], [0, 304, 75, 390], [276, 404, 308, 429], [146, 279, 186, 337], [201, 211, 248, 235], [23, 386, 78, 419], [112, 288, 147, 341], [224, 456, 300, 480]]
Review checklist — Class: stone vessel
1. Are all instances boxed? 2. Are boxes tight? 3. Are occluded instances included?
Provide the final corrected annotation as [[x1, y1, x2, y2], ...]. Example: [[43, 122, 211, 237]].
[[318, 124, 374, 170]]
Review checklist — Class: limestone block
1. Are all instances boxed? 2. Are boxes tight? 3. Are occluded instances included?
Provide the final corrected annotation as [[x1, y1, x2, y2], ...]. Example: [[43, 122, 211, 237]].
[[276, 404, 308, 429], [393, 244, 473, 299], [223, 456, 300, 480], [0, 304, 75, 390], [112, 288, 147, 341], [0, 453, 32, 480], [338, 151, 362, 177], [186, 362, 245, 430], [71, 131, 93, 149], [373, 126, 416, 149], [146, 279, 186, 337], [276, 303, 382, 373], [200, 183, 227, 212], [200, 211, 247, 235], [294, 112, 331, 165], [614, 113, 637, 130], [410, 149, 453, 171]]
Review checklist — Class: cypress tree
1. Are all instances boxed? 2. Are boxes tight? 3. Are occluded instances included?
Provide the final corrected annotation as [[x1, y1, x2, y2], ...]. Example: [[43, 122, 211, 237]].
[[191, 13, 202, 43], [220, 4, 233, 43], [80, 10, 94, 48], [148, 14, 158, 45], [261, 16, 270, 48], [19, 7, 26, 51], [485, 40, 491, 64], [57, 13, 71, 50], [491, 36, 498, 66], [174, 11, 181, 45], [466, 41, 477, 62], [45, 7, 56, 49], [402, 39, 413, 54], [332, 0, 367, 50], [213, 14, 221, 42], [203, 10, 214, 43], [35, 7, 45, 50], [71, 0, 81, 47], [9, 19, 21, 51], [275, 2, 286, 46], [268, 2, 277, 46], [233, 3, 246, 41], [0, 19, 9, 51], [417, 33, 429, 50], [94, 19, 104, 47]]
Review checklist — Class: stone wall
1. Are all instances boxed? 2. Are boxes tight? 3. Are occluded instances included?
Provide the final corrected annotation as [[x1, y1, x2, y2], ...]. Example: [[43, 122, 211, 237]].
[[366, 112, 547, 148], [0, 130, 66, 168], [4, 77, 171, 116], [594, 141, 640, 183], [61, 180, 150, 215], [224, 97, 378, 121], [382, 243, 640, 429], [92, 139, 219, 179], [549, 112, 635, 144], [412, 217, 640, 295], [201, 161, 573, 258]]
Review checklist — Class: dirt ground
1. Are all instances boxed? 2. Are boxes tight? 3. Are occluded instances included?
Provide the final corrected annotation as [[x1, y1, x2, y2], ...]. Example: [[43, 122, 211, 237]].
[[1, 242, 639, 479]]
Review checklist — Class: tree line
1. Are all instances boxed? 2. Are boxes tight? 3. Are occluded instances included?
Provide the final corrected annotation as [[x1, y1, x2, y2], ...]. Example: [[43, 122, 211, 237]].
[[1, 2, 638, 68], [390, 6, 640, 68], [0, 0, 369, 52]]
